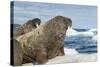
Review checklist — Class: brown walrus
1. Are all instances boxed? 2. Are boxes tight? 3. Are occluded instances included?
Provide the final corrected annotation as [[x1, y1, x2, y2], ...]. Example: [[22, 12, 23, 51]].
[[14, 18, 41, 37], [14, 16, 72, 65]]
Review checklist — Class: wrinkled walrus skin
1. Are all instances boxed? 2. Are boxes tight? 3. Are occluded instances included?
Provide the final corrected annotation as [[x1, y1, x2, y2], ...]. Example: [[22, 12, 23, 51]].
[[16, 16, 72, 65]]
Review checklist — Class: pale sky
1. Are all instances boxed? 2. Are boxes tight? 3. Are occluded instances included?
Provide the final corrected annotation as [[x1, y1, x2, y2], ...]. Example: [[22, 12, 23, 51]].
[[12, 1, 97, 29]]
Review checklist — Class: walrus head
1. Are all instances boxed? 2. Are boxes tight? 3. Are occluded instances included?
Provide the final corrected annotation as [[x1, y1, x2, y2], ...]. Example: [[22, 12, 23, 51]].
[[53, 16, 72, 29], [24, 18, 41, 28], [14, 18, 41, 37], [43, 16, 72, 35]]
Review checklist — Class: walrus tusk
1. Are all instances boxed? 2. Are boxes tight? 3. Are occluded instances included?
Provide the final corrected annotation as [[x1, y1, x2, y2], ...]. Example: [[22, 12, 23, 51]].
[[66, 26, 72, 33], [36, 24, 39, 28]]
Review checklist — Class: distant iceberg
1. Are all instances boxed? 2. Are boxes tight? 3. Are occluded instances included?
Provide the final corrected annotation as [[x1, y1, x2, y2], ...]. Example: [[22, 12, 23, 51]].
[[88, 28, 97, 35], [66, 27, 97, 37], [88, 28, 97, 32], [66, 27, 78, 36]]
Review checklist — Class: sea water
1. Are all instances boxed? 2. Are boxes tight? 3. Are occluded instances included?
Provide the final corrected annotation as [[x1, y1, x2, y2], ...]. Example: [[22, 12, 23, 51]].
[[64, 28, 97, 54]]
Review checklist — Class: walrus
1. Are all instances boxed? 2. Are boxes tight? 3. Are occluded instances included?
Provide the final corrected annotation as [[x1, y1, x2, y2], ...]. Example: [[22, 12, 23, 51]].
[[14, 18, 41, 37], [15, 16, 72, 65]]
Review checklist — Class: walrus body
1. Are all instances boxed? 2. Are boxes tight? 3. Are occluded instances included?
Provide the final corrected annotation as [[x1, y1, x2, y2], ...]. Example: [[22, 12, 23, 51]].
[[14, 16, 72, 65]]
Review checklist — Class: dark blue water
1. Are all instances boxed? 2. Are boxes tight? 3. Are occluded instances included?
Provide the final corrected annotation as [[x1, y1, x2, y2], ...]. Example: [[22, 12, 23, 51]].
[[64, 29, 97, 54], [74, 29, 89, 32]]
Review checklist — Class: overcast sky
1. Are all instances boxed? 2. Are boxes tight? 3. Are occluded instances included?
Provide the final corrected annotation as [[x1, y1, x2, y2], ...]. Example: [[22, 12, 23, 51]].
[[12, 1, 97, 29]]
